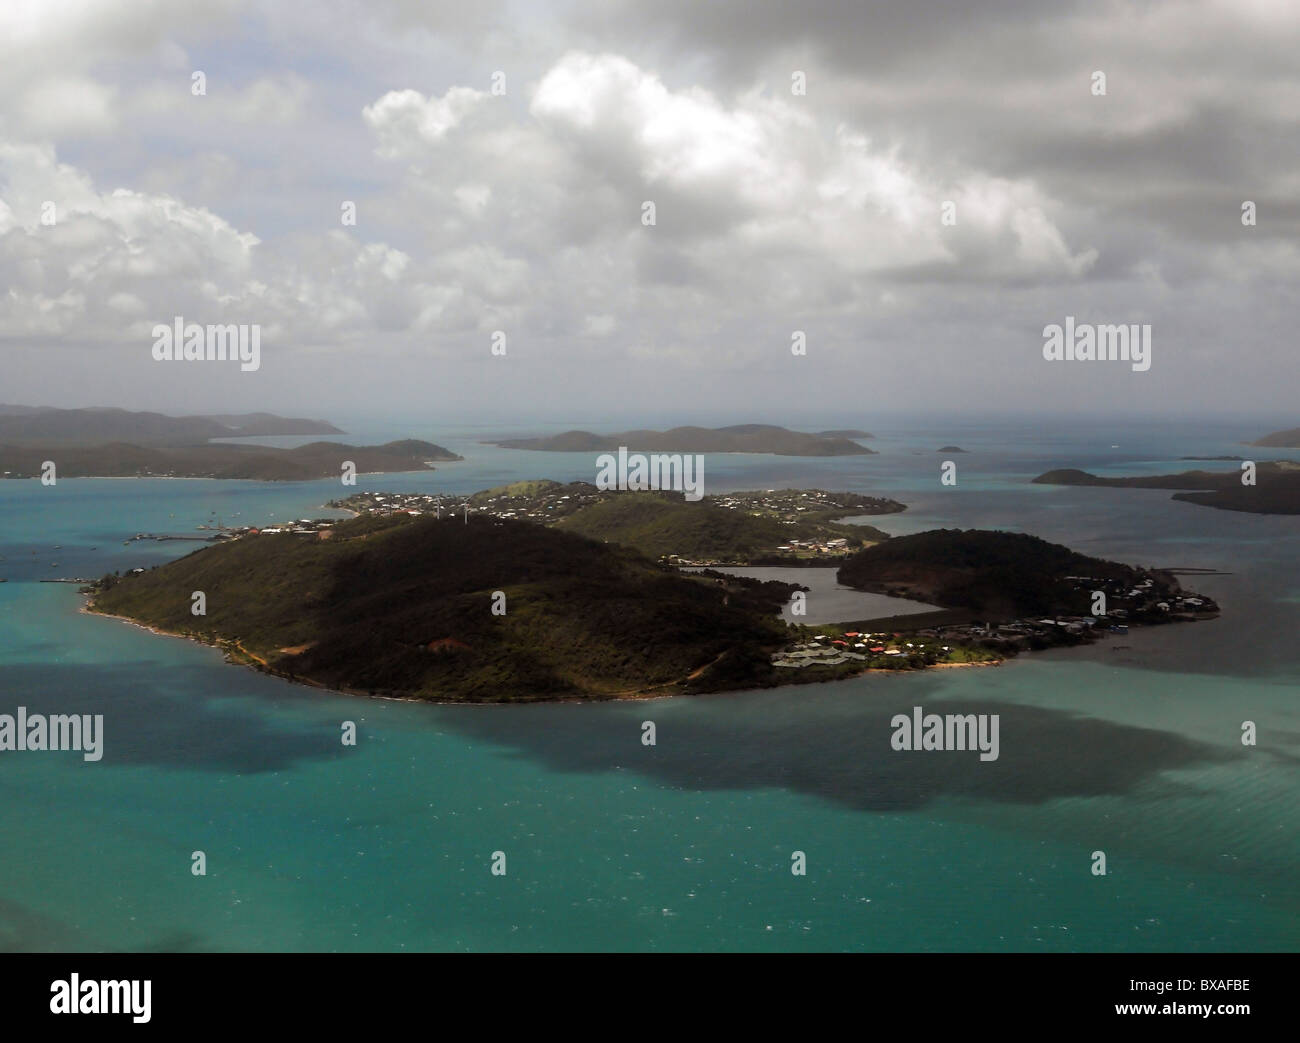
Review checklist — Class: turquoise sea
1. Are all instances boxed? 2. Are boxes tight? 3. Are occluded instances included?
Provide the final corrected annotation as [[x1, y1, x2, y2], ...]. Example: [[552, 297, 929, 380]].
[[1, 418, 1297, 951]]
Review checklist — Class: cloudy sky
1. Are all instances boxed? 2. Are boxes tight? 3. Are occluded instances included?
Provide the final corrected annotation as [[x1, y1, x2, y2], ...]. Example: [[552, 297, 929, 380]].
[[1, 0, 1296, 424]]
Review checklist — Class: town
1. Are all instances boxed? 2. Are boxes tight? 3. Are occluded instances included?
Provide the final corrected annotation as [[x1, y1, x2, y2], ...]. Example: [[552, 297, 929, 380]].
[[771, 571, 1219, 672], [328, 483, 905, 564]]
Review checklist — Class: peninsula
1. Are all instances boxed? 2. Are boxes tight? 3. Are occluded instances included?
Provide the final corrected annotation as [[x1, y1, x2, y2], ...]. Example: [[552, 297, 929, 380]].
[[1032, 463, 1300, 515], [1250, 426, 1300, 448]]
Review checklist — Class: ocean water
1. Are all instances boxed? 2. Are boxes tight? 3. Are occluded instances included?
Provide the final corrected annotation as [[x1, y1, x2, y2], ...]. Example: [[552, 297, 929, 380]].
[[0, 418, 1296, 952]]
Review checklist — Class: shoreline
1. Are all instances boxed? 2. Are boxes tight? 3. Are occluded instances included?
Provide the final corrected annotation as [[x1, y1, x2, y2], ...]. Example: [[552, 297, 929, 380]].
[[79, 592, 1011, 706]]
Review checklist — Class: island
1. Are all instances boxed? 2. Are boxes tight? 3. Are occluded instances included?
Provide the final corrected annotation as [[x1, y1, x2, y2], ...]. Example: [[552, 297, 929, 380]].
[[85, 505, 1218, 701], [483, 424, 877, 456], [0, 406, 464, 480], [815, 429, 873, 439], [937, 446, 968, 453], [330, 482, 906, 565], [0, 439, 461, 481], [1032, 463, 1300, 515], [0, 406, 342, 443]]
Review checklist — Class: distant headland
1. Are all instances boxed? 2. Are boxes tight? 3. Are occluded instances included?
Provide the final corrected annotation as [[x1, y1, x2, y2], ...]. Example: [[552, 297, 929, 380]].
[[1032, 463, 1300, 515], [1250, 426, 1300, 448], [0, 405, 343, 443], [0, 407, 461, 480]]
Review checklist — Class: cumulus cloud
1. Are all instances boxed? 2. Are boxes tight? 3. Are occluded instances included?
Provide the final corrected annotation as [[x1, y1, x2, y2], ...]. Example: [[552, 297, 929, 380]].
[[364, 86, 490, 155], [0, 141, 468, 349], [0, 0, 1295, 415]]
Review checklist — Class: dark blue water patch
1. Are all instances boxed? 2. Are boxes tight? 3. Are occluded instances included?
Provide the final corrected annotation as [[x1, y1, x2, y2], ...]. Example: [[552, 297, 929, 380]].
[[0, 663, 344, 774], [0, 895, 98, 953], [0, 895, 217, 953], [429, 688, 1234, 812]]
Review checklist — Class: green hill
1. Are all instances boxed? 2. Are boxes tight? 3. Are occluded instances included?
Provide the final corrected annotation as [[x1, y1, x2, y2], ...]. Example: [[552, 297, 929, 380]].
[[557, 493, 799, 559], [554, 489, 894, 561], [837, 529, 1159, 619], [88, 514, 796, 701]]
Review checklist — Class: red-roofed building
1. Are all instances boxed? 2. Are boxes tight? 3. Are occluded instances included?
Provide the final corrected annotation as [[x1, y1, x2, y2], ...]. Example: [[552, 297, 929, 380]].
[[427, 637, 471, 653]]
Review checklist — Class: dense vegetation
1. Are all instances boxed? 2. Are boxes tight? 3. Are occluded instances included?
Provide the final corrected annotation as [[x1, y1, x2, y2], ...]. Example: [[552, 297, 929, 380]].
[[836, 528, 1150, 618], [554, 490, 891, 560], [89, 514, 797, 701]]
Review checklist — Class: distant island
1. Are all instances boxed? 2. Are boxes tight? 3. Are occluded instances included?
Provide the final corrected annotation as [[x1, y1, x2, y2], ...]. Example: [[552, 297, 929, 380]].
[[0, 406, 342, 444], [87, 504, 1217, 701], [1032, 463, 1300, 515], [0, 439, 461, 480], [0, 407, 462, 480], [815, 429, 873, 439], [1250, 426, 1300, 448], [938, 446, 968, 453], [484, 424, 876, 456], [331, 481, 905, 565]]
